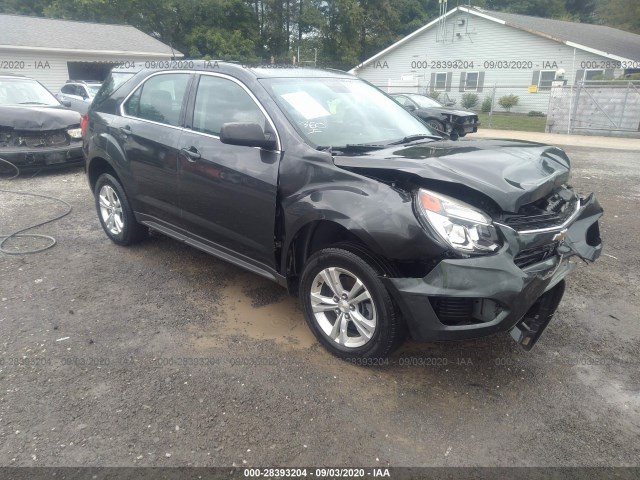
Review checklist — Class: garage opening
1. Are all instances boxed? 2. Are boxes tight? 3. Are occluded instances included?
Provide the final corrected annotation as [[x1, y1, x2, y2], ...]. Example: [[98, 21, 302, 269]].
[[67, 61, 117, 82]]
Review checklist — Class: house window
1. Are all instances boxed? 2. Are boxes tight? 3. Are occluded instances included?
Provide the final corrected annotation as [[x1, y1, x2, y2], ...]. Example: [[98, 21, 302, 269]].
[[465, 72, 479, 91], [538, 71, 556, 90], [434, 72, 448, 91], [584, 69, 605, 82]]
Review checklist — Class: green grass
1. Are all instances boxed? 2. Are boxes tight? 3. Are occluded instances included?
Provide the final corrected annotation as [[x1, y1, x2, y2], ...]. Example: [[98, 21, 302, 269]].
[[477, 112, 547, 132]]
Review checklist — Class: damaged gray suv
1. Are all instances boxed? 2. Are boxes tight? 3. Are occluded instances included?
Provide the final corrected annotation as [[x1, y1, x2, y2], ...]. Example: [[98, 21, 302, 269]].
[[84, 62, 603, 359]]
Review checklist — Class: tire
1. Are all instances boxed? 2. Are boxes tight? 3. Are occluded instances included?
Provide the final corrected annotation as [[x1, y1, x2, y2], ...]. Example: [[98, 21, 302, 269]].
[[299, 246, 405, 360], [94, 173, 147, 245], [426, 119, 445, 134]]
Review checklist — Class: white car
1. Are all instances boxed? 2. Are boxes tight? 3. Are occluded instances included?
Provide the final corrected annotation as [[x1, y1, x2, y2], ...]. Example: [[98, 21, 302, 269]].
[[56, 80, 102, 114]]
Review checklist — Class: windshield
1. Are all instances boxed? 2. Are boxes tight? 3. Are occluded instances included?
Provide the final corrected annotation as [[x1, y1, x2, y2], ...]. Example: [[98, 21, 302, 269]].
[[261, 77, 438, 148], [0, 78, 60, 106], [405, 94, 442, 108]]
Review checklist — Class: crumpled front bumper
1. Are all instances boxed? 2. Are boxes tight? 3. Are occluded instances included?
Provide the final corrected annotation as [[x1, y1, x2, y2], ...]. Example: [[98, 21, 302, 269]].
[[382, 194, 603, 343], [0, 143, 84, 170]]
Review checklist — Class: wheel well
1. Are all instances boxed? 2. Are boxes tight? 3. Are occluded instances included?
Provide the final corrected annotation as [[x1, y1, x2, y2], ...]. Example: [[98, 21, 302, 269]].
[[88, 157, 117, 192], [285, 221, 391, 293]]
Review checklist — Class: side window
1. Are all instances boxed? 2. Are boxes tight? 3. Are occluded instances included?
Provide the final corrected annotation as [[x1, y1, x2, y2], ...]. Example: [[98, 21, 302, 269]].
[[61, 84, 75, 95], [192, 75, 267, 136], [538, 71, 556, 90], [434, 72, 448, 91], [123, 73, 190, 127]]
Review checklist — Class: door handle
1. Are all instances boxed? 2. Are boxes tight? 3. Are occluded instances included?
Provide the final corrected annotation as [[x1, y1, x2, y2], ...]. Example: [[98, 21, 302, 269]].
[[119, 126, 132, 136], [180, 147, 201, 162]]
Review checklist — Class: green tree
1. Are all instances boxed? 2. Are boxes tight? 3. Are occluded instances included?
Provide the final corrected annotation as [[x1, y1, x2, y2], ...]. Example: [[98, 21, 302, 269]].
[[595, 0, 640, 33]]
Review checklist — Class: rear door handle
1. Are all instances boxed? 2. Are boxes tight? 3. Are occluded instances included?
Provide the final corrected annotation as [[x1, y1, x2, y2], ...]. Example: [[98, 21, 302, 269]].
[[120, 126, 132, 136], [180, 147, 201, 162]]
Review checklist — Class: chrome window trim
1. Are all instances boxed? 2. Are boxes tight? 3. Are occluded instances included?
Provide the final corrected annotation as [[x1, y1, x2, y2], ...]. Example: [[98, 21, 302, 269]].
[[191, 71, 282, 152], [118, 70, 282, 151], [495, 199, 582, 235], [119, 70, 195, 132]]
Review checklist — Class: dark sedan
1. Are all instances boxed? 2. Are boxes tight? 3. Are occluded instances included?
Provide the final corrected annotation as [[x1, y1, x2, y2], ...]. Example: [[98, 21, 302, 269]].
[[0, 74, 83, 174], [391, 93, 479, 140]]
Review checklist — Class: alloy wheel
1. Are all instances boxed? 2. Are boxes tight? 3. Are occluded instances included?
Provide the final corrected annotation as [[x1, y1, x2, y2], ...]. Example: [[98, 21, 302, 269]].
[[310, 267, 377, 348], [98, 185, 124, 235]]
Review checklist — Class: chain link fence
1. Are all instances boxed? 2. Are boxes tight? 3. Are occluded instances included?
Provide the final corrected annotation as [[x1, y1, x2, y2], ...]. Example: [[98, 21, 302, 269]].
[[377, 80, 640, 137], [547, 81, 640, 137]]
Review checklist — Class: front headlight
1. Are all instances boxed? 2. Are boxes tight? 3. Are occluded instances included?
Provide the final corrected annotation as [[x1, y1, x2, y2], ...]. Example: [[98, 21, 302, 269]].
[[67, 128, 82, 139], [416, 189, 501, 254]]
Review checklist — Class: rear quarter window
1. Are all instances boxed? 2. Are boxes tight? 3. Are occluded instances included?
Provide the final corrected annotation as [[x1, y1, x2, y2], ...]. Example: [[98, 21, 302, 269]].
[[123, 73, 190, 127]]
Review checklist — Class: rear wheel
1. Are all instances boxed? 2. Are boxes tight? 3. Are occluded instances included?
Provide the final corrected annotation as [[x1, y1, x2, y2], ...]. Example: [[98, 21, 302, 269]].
[[299, 246, 405, 359], [94, 173, 147, 245]]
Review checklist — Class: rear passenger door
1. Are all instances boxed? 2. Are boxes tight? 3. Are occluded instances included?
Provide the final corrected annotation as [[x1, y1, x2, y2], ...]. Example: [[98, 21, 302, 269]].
[[114, 72, 193, 226], [178, 73, 281, 269]]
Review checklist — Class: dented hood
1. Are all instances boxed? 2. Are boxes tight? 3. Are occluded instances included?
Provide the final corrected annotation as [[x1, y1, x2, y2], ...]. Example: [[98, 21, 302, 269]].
[[333, 138, 571, 213], [0, 105, 81, 131]]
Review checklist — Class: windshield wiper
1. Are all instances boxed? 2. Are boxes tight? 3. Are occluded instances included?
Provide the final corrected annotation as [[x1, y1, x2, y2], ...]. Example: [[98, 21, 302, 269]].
[[389, 134, 442, 145], [17, 102, 49, 105], [331, 143, 388, 152]]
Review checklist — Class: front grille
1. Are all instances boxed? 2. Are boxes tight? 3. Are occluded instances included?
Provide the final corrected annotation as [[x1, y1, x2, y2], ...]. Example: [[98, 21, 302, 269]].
[[0, 129, 69, 148], [20, 131, 68, 148], [514, 242, 558, 268], [501, 189, 578, 232]]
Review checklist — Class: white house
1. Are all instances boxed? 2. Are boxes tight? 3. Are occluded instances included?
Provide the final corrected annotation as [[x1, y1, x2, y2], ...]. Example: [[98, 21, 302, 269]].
[[0, 14, 182, 93], [351, 6, 640, 114]]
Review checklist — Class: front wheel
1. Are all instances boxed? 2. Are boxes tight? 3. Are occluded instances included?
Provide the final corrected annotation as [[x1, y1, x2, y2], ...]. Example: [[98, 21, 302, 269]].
[[299, 247, 405, 359], [426, 119, 445, 134]]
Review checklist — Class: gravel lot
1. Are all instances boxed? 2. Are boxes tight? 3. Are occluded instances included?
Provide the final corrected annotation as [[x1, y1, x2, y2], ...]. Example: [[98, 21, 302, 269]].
[[0, 145, 639, 468]]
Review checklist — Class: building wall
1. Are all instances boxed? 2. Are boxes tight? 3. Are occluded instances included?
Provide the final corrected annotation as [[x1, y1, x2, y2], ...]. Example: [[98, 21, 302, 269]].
[[354, 11, 623, 113], [0, 51, 174, 93]]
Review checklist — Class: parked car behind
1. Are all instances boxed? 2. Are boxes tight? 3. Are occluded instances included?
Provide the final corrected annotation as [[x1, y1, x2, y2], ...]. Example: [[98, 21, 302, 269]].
[[0, 74, 83, 173], [56, 80, 102, 114], [391, 93, 479, 140], [84, 62, 602, 360]]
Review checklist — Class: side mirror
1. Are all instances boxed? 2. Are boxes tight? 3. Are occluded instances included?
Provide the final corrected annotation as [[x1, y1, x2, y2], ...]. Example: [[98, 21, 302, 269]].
[[61, 100, 72, 108], [404, 104, 417, 112], [220, 122, 277, 150]]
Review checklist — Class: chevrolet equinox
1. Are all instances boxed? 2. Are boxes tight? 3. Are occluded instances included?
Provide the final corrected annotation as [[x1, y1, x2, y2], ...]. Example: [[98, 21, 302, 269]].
[[83, 61, 603, 359]]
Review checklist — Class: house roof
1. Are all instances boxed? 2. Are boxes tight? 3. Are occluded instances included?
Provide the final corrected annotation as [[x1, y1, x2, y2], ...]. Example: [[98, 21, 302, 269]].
[[479, 8, 640, 62], [351, 6, 640, 72], [0, 14, 182, 57]]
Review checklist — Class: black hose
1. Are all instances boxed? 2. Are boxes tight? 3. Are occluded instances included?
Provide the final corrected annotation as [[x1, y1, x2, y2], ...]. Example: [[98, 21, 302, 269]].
[[0, 156, 73, 255]]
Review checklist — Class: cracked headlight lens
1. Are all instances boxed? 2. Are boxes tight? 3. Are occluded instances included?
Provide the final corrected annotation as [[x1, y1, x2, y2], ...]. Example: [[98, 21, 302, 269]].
[[416, 188, 501, 253]]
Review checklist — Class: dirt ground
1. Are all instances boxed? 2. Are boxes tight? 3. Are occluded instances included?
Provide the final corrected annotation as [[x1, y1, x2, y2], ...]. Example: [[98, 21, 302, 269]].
[[0, 145, 639, 468]]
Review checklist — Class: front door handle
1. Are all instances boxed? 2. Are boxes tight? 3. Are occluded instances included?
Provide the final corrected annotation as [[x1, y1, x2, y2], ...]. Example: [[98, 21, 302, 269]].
[[119, 125, 132, 136], [180, 147, 201, 162]]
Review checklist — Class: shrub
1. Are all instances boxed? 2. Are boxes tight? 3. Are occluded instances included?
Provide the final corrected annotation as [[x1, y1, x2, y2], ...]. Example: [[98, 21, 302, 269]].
[[481, 96, 492, 113], [429, 91, 441, 101], [461, 93, 479, 109], [528, 111, 545, 117], [498, 94, 519, 112]]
